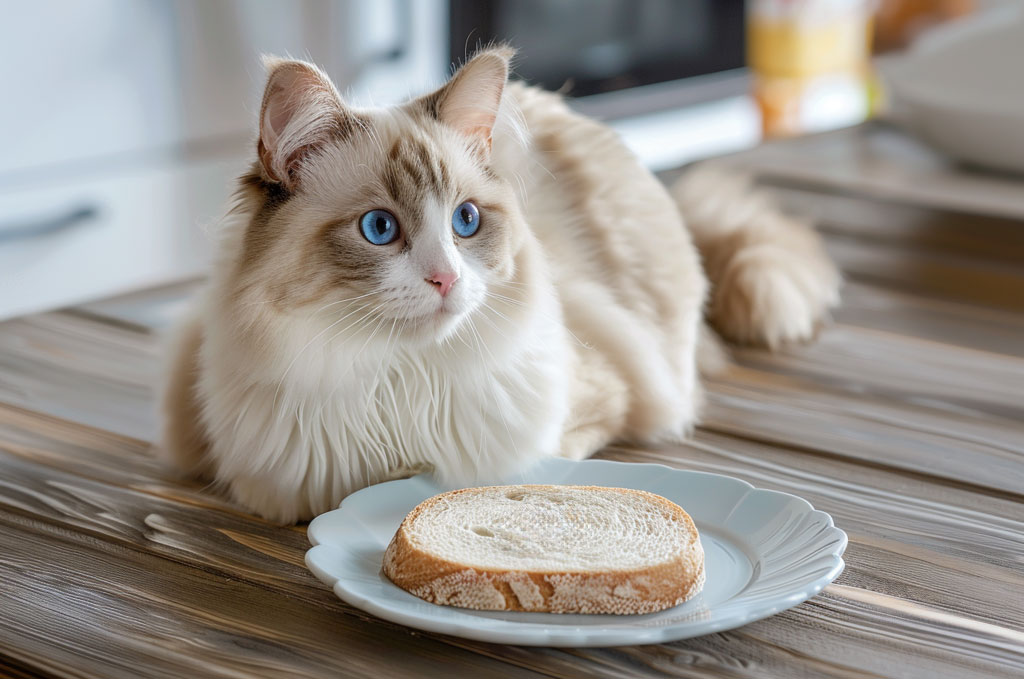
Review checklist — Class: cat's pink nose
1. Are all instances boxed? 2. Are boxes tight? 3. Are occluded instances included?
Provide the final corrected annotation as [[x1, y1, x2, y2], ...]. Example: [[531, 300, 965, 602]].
[[426, 271, 459, 297]]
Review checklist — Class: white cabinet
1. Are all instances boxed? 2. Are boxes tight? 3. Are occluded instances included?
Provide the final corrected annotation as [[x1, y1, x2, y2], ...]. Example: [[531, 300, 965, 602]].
[[0, 0, 447, 320], [0, 1, 180, 176], [0, 0, 347, 177], [0, 156, 241, 320]]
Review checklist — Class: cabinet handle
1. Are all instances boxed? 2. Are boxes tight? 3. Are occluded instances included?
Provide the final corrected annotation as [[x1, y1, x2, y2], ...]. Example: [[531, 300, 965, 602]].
[[0, 205, 99, 243]]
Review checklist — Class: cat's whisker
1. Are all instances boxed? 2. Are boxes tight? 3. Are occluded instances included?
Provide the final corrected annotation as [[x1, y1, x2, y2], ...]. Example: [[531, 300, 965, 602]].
[[355, 315, 394, 483], [476, 358, 487, 472], [386, 317, 409, 411], [377, 316, 400, 380], [453, 323, 476, 352], [366, 315, 402, 478], [305, 291, 380, 318], [510, 166, 531, 202], [482, 291, 528, 306], [330, 307, 386, 351], [486, 287, 526, 296], [483, 296, 527, 312], [460, 318, 488, 472], [476, 305, 522, 344], [272, 302, 376, 411], [484, 291, 590, 348], [477, 300, 514, 325], [240, 292, 356, 309], [321, 306, 390, 409], [484, 291, 584, 341], [294, 304, 388, 412], [482, 287, 528, 304], [443, 331, 457, 355], [483, 292, 551, 324], [465, 317, 520, 463], [239, 296, 291, 307], [320, 307, 387, 407], [486, 290, 523, 301], [488, 283, 535, 297], [479, 303, 573, 357], [475, 311, 513, 347], [533, 157, 557, 183], [344, 308, 391, 379]]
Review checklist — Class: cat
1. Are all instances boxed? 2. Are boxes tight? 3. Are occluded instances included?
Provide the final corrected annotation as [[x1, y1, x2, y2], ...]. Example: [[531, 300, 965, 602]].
[[161, 48, 839, 524]]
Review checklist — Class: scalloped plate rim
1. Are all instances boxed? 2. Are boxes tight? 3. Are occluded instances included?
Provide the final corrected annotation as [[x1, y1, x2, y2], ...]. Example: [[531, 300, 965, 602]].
[[305, 458, 847, 646]]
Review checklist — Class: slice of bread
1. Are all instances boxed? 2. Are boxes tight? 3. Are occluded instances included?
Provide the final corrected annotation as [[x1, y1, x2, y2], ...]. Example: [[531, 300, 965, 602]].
[[383, 484, 705, 615]]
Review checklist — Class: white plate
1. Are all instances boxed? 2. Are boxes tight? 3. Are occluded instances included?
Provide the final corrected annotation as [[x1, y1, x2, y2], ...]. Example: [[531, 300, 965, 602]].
[[305, 458, 847, 647]]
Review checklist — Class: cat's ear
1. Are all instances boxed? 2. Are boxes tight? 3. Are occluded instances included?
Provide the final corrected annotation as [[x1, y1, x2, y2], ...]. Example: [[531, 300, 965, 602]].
[[257, 57, 350, 190], [428, 47, 514, 151]]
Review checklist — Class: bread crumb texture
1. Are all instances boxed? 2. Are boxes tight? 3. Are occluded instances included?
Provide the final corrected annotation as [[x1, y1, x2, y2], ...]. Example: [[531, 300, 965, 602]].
[[383, 485, 705, 614]]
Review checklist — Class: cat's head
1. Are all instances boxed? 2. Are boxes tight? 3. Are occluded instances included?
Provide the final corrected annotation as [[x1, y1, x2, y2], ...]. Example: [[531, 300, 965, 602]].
[[229, 48, 527, 346]]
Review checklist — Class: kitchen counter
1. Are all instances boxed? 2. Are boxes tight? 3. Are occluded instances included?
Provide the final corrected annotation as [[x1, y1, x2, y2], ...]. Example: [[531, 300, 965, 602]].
[[1, 123, 1022, 678]]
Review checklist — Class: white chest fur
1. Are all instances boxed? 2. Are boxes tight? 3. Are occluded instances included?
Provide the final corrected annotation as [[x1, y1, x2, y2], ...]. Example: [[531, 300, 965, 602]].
[[197, 290, 569, 523]]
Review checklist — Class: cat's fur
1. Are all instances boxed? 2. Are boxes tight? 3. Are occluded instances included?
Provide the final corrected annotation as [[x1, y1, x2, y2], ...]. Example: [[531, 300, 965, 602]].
[[162, 49, 839, 523]]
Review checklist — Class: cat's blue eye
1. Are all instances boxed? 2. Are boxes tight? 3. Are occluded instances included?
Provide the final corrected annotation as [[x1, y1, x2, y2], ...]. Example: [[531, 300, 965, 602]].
[[360, 209, 399, 245], [452, 201, 480, 238]]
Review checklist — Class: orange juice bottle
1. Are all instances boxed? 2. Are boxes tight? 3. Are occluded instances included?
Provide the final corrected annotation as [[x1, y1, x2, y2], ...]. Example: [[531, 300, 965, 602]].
[[749, 0, 875, 137]]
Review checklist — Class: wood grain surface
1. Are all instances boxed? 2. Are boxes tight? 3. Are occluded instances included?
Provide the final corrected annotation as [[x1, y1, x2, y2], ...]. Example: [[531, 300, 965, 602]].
[[1, 125, 1022, 678]]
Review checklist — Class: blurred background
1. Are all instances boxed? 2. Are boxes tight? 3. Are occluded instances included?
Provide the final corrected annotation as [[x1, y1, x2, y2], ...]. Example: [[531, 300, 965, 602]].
[[0, 0, 1015, 321]]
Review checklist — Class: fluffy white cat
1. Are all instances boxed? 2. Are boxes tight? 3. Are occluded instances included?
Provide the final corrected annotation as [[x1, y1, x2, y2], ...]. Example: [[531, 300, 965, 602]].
[[162, 49, 839, 523]]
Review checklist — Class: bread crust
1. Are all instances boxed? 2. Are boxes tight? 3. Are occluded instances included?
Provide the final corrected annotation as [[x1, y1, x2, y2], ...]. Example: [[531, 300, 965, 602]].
[[383, 485, 705, 615]]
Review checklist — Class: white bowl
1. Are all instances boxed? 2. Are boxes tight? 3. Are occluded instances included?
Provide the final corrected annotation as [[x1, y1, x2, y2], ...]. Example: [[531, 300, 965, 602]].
[[884, 6, 1024, 174]]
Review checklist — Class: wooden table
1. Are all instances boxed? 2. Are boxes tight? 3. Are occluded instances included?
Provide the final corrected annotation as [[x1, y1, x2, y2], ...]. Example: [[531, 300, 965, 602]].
[[2, 124, 1022, 678]]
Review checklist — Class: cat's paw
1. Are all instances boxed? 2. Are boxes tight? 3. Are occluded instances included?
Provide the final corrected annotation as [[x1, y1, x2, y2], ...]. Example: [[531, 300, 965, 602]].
[[709, 243, 840, 348]]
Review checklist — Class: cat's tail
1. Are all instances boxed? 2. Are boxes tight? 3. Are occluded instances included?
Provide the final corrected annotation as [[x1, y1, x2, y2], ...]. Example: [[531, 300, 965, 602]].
[[670, 165, 841, 349]]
